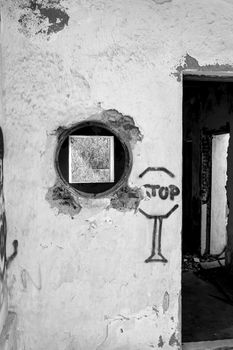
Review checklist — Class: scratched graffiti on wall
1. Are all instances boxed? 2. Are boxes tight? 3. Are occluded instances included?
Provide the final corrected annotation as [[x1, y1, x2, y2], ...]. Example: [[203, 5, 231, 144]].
[[139, 167, 180, 263]]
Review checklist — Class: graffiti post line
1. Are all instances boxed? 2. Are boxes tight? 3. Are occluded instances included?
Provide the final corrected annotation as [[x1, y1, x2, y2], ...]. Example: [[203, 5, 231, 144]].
[[139, 167, 175, 179]]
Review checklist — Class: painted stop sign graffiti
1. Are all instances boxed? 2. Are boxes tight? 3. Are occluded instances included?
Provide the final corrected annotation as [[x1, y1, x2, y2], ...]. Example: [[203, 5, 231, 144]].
[[139, 167, 180, 263]]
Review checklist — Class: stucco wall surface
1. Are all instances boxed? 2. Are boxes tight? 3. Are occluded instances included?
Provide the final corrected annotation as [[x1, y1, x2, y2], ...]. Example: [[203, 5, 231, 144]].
[[1, 0, 233, 349]]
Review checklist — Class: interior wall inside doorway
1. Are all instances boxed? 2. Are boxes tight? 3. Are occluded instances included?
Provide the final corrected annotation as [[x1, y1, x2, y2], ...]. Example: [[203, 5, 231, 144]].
[[210, 133, 229, 255], [183, 77, 233, 266]]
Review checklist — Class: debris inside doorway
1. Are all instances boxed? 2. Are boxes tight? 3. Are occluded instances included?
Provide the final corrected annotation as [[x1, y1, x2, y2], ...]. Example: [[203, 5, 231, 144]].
[[182, 250, 225, 272], [182, 254, 201, 272]]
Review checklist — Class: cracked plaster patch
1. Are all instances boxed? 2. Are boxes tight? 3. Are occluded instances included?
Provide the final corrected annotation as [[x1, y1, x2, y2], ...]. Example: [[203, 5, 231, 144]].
[[18, 0, 69, 38]]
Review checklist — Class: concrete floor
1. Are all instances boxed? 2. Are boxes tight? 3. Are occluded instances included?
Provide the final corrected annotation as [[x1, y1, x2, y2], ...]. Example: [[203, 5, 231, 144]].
[[183, 339, 233, 350], [182, 268, 233, 343]]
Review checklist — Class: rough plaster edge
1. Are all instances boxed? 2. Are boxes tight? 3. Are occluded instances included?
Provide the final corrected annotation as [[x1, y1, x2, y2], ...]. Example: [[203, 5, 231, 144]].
[[183, 70, 233, 78], [173, 54, 233, 82]]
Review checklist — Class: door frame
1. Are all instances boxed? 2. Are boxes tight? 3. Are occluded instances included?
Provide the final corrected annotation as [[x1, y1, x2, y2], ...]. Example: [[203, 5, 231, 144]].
[[182, 70, 233, 349]]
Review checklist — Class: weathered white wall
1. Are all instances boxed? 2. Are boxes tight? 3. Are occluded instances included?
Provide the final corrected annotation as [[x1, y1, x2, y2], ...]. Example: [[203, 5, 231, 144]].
[[1, 0, 233, 349], [210, 133, 229, 255]]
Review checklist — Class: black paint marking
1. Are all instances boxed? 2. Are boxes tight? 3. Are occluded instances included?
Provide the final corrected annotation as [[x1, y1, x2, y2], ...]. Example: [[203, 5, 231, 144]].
[[159, 186, 169, 200], [144, 184, 180, 200], [139, 205, 178, 263], [139, 166, 179, 263], [139, 205, 178, 220], [6, 240, 18, 269], [139, 167, 175, 178], [144, 184, 160, 197], [169, 185, 180, 200]]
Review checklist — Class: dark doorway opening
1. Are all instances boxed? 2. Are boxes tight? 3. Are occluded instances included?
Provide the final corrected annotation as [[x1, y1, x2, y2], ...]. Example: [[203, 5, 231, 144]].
[[182, 76, 233, 344]]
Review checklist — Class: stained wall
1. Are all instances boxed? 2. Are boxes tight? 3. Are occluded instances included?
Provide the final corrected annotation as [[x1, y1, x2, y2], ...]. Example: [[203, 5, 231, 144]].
[[1, 0, 233, 349]]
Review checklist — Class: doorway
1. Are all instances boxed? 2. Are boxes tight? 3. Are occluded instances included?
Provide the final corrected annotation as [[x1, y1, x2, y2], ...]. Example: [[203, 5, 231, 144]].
[[182, 76, 233, 344]]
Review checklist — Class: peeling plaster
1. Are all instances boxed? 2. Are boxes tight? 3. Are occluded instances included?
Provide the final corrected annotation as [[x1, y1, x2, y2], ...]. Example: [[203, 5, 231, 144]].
[[100, 109, 143, 148], [173, 54, 233, 82], [45, 181, 82, 218], [158, 335, 164, 348], [18, 0, 69, 38], [109, 185, 143, 212], [169, 332, 180, 347]]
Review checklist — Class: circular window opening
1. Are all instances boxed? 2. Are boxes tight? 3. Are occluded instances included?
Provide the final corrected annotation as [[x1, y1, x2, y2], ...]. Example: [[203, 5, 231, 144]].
[[55, 121, 132, 198]]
